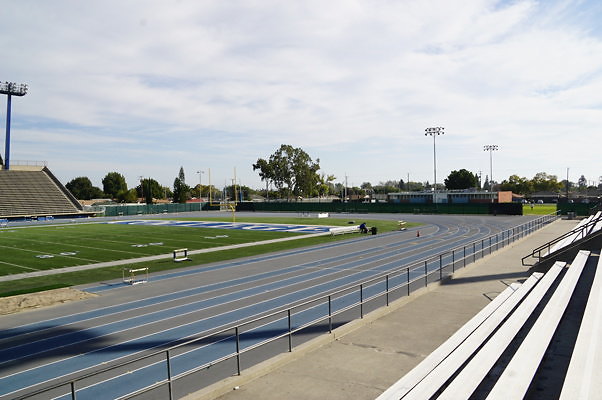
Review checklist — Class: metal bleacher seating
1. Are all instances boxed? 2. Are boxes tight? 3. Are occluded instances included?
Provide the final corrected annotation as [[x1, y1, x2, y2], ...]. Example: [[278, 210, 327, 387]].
[[0, 167, 84, 218], [379, 215, 602, 400]]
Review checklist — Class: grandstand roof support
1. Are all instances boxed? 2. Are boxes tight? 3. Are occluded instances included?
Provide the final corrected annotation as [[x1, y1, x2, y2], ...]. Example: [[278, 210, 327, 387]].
[[1, 81, 28, 170]]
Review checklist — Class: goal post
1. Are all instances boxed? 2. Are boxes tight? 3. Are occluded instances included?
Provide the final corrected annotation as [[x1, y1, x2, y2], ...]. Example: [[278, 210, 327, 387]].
[[122, 267, 149, 285]]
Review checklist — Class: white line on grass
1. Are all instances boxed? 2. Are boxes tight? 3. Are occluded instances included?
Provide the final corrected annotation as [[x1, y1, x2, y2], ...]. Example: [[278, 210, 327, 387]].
[[0, 260, 40, 271]]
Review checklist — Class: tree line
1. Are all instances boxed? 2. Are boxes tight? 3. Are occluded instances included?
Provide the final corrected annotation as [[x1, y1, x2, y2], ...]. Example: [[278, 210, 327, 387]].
[[65, 144, 600, 202]]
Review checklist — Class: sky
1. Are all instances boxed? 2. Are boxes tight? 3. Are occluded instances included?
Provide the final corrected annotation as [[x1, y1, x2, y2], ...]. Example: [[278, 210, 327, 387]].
[[1, 0, 601, 191]]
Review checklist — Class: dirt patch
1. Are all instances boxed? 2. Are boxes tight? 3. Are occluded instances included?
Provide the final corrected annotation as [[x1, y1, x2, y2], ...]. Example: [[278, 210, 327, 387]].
[[0, 288, 97, 315]]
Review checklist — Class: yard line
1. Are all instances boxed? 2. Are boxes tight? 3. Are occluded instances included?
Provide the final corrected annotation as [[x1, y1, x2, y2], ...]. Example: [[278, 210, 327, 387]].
[[0, 236, 147, 256], [0, 260, 39, 271]]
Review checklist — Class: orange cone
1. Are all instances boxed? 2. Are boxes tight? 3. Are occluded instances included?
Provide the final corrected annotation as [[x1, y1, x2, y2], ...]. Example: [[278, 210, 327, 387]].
[[416, 231, 420, 237]]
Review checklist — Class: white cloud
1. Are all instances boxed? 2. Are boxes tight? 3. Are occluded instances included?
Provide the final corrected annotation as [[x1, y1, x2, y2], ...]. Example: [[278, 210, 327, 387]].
[[1, 0, 601, 188]]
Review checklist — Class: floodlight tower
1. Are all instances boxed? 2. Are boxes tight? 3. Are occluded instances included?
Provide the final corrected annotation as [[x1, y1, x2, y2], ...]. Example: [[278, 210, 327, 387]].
[[483, 145, 499, 189], [0, 81, 28, 170], [424, 127, 444, 192]]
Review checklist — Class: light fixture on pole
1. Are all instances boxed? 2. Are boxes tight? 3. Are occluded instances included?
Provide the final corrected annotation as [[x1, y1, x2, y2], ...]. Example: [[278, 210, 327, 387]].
[[483, 145, 499, 190], [1, 81, 28, 170], [425, 127, 444, 193], [197, 170, 205, 211]]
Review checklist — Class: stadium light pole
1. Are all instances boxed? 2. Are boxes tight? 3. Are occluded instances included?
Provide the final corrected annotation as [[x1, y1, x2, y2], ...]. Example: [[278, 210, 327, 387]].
[[197, 170, 204, 211], [425, 127, 444, 194], [1, 81, 28, 170], [483, 145, 499, 190]]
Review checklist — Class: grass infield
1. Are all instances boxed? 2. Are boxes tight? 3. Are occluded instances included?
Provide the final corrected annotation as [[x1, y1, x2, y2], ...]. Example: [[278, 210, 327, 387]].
[[0, 217, 412, 297]]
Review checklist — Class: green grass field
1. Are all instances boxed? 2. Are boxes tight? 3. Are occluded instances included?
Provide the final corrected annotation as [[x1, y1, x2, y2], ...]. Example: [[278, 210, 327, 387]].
[[523, 204, 557, 215], [0, 217, 410, 297]]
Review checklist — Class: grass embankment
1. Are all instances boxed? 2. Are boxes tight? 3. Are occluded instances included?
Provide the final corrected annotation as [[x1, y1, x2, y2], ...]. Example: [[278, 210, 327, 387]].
[[0, 218, 415, 297]]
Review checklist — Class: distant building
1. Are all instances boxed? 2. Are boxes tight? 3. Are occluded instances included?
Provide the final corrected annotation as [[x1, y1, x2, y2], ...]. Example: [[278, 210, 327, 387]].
[[387, 190, 514, 204]]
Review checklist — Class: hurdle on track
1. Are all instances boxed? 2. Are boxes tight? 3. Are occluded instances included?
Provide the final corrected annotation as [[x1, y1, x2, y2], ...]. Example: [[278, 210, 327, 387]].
[[122, 267, 149, 285], [173, 248, 191, 262]]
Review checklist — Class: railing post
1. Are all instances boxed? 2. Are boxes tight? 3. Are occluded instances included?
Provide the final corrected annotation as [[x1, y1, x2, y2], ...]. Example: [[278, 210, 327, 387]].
[[166, 349, 174, 400], [385, 275, 389, 306], [71, 381, 77, 400], [360, 284, 364, 318], [407, 267, 410, 296], [439, 254, 443, 280], [489, 237, 492, 254], [463, 246, 466, 268], [452, 249, 455, 273], [481, 239, 484, 258], [235, 326, 241, 375], [473, 243, 476, 262], [328, 295, 332, 333], [424, 260, 428, 286], [288, 309, 293, 351]]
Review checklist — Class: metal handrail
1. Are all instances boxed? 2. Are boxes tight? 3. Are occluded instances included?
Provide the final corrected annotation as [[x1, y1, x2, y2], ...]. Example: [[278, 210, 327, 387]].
[[522, 212, 600, 265], [13, 213, 558, 400]]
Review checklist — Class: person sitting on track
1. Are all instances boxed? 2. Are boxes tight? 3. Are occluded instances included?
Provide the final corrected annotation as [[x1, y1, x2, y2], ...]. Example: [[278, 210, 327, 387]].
[[359, 222, 368, 234]]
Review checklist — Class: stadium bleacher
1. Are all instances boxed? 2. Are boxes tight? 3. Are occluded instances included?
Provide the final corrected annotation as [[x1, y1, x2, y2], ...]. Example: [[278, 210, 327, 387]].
[[378, 215, 602, 400], [0, 166, 91, 219]]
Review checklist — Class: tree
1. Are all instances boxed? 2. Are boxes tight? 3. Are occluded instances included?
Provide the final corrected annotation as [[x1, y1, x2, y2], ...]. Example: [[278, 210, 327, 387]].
[[172, 167, 190, 203], [102, 172, 127, 199], [66, 177, 104, 200], [116, 188, 138, 203], [444, 169, 478, 190], [578, 175, 587, 192], [499, 175, 532, 195], [136, 178, 163, 203], [531, 172, 562, 192], [253, 144, 321, 199]]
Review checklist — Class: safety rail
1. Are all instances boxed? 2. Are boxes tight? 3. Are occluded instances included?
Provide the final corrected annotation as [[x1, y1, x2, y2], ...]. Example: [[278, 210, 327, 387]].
[[522, 211, 601, 266], [13, 213, 559, 400]]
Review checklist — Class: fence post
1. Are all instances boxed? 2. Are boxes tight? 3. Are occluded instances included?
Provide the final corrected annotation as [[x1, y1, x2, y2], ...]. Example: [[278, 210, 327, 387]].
[[360, 284, 364, 318], [481, 239, 484, 258], [70, 381, 77, 400], [288, 309, 293, 351], [328, 296, 332, 333], [166, 350, 174, 400], [463, 246, 466, 268], [452, 249, 455, 273], [424, 261, 428, 286], [473, 243, 476, 262], [235, 327, 241, 375], [407, 268, 411, 296], [385, 275, 389, 306]]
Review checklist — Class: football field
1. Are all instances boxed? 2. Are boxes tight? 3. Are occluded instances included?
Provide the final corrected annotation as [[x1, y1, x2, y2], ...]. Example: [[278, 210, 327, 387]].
[[0, 221, 314, 276]]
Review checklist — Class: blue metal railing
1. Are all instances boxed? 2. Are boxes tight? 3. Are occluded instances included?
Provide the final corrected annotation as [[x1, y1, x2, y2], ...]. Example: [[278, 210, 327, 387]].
[[13, 213, 559, 400]]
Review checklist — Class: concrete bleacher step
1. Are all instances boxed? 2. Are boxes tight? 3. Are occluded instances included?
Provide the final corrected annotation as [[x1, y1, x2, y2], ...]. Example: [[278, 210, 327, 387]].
[[0, 169, 81, 218], [486, 250, 590, 399], [559, 250, 602, 400], [378, 249, 600, 400], [376, 273, 543, 400]]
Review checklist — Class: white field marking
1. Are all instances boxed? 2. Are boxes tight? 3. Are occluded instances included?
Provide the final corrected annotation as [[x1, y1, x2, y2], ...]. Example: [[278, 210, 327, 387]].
[[0, 243, 103, 264], [0, 260, 40, 271], [0, 245, 407, 371], [0, 236, 147, 257]]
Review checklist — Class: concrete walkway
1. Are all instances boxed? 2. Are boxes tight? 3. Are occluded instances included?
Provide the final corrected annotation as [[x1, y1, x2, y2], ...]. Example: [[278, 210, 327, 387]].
[[186, 219, 577, 400]]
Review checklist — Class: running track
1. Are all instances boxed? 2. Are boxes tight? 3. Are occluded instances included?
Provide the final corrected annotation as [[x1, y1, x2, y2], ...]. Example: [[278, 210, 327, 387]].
[[0, 214, 538, 399]]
